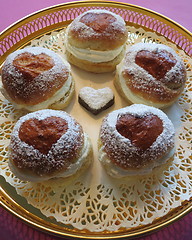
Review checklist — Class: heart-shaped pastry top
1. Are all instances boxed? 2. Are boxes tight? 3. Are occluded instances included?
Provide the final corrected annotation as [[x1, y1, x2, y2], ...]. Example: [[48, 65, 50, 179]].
[[135, 50, 176, 80], [116, 114, 163, 150], [19, 117, 68, 154], [13, 52, 54, 80], [80, 12, 116, 32], [78, 87, 114, 115]]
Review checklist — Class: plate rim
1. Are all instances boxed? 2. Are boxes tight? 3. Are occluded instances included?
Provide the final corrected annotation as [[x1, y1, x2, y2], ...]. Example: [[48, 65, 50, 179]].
[[0, 1, 192, 239], [1, 185, 192, 239], [0, 0, 192, 62]]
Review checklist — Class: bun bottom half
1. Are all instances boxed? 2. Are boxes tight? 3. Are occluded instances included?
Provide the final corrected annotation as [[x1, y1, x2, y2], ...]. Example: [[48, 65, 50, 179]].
[[114, 73, 178, 109], [1, 79, 75, 112], [98, 138, 175, 178]]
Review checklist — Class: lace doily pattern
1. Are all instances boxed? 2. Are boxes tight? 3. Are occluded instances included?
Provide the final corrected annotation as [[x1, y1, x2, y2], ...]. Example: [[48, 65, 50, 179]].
[[0, 26, 191, 232]]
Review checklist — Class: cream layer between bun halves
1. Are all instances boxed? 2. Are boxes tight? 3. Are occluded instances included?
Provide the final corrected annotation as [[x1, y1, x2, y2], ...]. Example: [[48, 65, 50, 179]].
[[1, 47, 74, 111], [65, 9, 128, 73]]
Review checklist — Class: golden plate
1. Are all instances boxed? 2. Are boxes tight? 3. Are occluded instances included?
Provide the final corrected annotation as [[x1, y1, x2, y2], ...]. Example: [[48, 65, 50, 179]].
[[0, 1, 192, 239]]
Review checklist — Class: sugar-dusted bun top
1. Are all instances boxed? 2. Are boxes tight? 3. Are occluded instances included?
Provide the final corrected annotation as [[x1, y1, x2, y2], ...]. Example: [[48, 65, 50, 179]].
[[2, 47, 70, 105], [100, 104, 175, 169], [67, 9, 128, 50], [121, 43, 187, 103], [9, 109, 84, 176]]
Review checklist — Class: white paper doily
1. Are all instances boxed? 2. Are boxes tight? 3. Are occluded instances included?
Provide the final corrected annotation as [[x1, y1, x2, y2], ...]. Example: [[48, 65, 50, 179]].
[[0, 26, 191, 232]]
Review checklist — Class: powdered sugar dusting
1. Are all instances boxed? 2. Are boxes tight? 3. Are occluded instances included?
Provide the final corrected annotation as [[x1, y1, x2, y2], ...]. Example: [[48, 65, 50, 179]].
[[9, 109, 84, 176], [79, 87, 114, 110], [100, 104, 175, 169]]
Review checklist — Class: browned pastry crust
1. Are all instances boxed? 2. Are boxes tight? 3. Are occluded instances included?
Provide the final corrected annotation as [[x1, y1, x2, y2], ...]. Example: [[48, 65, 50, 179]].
[[19, 117, 69, 155], [116, 114, 163, 151], [13, 52, 54, 80]]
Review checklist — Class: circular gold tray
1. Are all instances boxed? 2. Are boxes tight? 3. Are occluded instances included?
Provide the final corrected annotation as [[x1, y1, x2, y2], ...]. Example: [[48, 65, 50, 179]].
[[0, 1, 192, 239]]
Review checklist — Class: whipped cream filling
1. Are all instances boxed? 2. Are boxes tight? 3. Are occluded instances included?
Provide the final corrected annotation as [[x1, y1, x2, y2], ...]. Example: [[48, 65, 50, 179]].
[[116, 62, 175, 108], [9, 133, 92, 182], [65, 27, 125, 63], [99, 146, 175, 178], [0, 75, 72, 111], [56, 133, 91, 178]]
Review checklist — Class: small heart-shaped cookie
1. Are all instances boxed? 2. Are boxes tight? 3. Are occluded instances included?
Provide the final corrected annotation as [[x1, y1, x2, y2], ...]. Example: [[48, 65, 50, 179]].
[[78, 87, 114, 115], [116, 114, 163, 150], [19, 117, 68, 154]]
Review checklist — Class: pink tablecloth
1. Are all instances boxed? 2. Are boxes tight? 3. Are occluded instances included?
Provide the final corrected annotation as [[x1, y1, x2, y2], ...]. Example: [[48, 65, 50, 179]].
[[0, 207, 192, 240], [0, 0, 191, 239]]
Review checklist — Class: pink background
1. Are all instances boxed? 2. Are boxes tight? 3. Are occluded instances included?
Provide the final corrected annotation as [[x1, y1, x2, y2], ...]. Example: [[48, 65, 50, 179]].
[[0, 0, 191, 239], [0, 0, 192, 32]]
